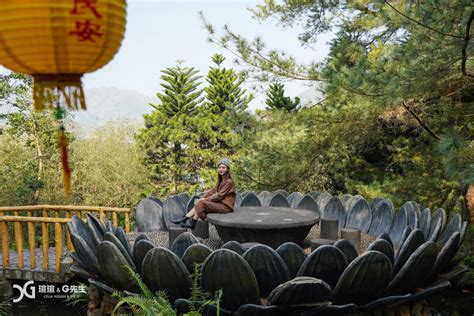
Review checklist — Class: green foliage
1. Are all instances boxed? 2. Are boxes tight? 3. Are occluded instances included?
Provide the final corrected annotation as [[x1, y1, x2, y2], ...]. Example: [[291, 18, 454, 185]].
[[63, 282, 90, 310], [265, 82, 300, 112], [205, 53, 253, 114], [137, 59, 255, 196], [112, 264, 222, 316], [70, 120, 149, 207], [202, 0, 473, 212], [153, 66, 204, 117]]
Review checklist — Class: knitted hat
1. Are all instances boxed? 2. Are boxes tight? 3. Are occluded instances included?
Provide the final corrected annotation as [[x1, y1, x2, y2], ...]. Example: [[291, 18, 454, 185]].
[[218, 158, 231, 169]]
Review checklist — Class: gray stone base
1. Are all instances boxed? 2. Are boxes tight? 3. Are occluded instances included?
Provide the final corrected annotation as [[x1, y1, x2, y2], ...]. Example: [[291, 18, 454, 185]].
[[310, 238, 335, 251]]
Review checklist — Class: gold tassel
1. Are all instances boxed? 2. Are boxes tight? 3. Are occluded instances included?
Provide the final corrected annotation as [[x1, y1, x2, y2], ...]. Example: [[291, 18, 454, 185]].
[[33, 74, 86, 111]]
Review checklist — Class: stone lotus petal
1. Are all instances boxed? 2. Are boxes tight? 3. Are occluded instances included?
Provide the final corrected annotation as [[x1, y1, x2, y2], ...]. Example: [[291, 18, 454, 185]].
[[297, 245, 348, 289], [240, 192, 262, 207], [400, 201, 420, 230], [101, 215, 116, 234], [163, 196, 186, 230], [115, 226, 133, 259], [346, 198, 372, 233], [433, 232, 461, 276], [394, 229, 424, 274], [70, 232, 101, 276], [368, 200, 393, 237], [89, 278, 115, 295], [276, 242, 307, 278], [103, 232, 136, 270], [419, 208, 431, 239], [458, 221, 468, 250], [235, 192, 243, 207], [428, 216, 443, 242], [340, 194, 352, 204], [309, 191, 321, 200], [287, 192, 304, 208], [70, 251, 87, 270], [176, 192, 191, 209], [134, 233, 150, 244], [97, 241, 139, 293], [430, 208, 447, 238], [367, 239, 394, 264], [142, 247, 192, 302], [201, 249, 260, 311], [274, 189, 289, 198], [222, 240, 245, 255], [369, 197, 384, 211], [136, 198, 166, 232], [387, 241, 438, 295], [70, 264, 93, 280], [170, 231, 200, 258], [68, 215, 99, 255], [377, 232, 393, 248], [243, 244, 291, 297], [316, 192, 333, 212], [269, 193, 290, 207], [147, 196, 163, 206], [132, 239, 154, 275], [323, 196, 346, 230], [86, 213, 106, 238], [297, 195, 320, 215], [268, 276, 332, 306], [437, 213, 461, 247], [181, 243, 212, 273], [343, 195, 363, 214], [334, 239, 358, 263], [389, 208, 408, 246], [186, 195, 200, 212], [333, 251, 392, 305], [258, 191, 274, 206]]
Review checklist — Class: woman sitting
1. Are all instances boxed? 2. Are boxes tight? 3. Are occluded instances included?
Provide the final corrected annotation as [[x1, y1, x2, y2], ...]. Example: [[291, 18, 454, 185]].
[[172, 158, 236, 229]]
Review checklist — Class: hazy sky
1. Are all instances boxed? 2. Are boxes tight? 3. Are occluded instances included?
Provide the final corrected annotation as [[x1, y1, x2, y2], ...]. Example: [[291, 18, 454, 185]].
[[0, 1, 333, 111], [82, 0, 333, 109]]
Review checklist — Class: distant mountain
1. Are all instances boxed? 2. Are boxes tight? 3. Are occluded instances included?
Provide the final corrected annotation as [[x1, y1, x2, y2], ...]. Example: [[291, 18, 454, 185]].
[[70, 87, 156, 129]]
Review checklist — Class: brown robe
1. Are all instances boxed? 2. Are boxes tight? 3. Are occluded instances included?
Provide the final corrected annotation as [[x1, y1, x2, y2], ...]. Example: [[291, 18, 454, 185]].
[[195, 177, 236, 220]]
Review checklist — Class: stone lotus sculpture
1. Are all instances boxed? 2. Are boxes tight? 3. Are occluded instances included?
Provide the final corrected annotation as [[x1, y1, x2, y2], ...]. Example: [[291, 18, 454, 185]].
[[68, 191, 468, 314]]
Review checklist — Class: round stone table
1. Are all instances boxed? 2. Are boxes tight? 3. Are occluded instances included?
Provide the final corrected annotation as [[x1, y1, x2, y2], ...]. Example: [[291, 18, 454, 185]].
[[207, 206, 319, 248]]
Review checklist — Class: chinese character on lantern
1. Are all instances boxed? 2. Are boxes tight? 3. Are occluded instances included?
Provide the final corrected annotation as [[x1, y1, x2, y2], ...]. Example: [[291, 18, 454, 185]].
[[69, 20, 103, 42], [71, 0, 103, 18]]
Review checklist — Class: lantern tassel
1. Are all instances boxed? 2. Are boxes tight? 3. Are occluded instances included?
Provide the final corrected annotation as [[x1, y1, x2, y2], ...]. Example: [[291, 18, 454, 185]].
[[59, 128, 72, 194]]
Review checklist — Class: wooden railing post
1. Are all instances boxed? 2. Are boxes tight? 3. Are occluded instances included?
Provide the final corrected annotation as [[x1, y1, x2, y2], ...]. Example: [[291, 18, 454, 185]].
[[0, 218, 9, 268], [112, 212, 118, 227], [54, 223, 63, 272], [27, 222, 36, 269], [42, 222, 48, 270], [66, 210, 73, 251], [125, 211, 130, 233], [14, 220, 23, 269]]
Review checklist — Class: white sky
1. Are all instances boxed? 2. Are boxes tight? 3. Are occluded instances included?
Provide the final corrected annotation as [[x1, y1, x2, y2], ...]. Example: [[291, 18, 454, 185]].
[[0, 1, 333, 111], [82, 0, 332, 109]]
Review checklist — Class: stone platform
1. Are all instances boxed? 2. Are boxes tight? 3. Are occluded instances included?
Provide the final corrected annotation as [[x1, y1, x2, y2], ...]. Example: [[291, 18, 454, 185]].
[[207, 206, 319, 248]]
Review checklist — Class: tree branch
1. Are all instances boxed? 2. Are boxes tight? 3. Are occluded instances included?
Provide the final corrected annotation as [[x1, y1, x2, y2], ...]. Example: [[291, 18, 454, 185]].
[[402, 100, 441, 140], [461, 11, 474, 77], [384, 1, 464, 39]]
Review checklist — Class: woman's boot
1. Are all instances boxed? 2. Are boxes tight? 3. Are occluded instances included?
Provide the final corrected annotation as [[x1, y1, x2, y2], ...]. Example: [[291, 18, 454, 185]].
[[171, 216, 188, 224], [181, 218, 197, 229]]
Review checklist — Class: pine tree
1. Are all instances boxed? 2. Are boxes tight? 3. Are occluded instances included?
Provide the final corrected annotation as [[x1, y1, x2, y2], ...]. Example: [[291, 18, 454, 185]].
[[204, 54, 253, 114], [137, 65, 206, 195], [265, 82, 300, 112], [152, 65, 204, 117]]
